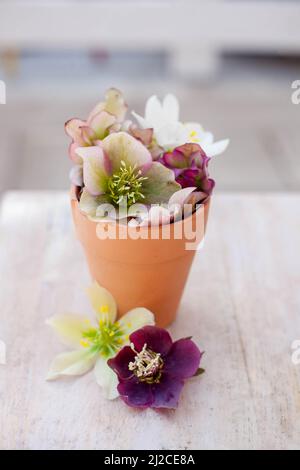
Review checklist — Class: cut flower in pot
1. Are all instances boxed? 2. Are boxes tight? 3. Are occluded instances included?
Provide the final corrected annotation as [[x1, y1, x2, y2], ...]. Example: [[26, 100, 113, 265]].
[[66, 89, 229, 327]]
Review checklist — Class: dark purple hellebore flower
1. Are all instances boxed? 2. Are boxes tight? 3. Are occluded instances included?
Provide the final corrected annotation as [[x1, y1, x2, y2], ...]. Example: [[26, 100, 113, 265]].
[[108, 326, 203, 409], [159, 143, 215, 199]]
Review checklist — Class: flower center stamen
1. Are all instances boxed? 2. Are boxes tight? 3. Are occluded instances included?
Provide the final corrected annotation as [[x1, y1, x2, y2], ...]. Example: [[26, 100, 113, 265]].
[[107, 160, 148, 207], [128, 343, 164, 384], [81, 319, 124, 358]]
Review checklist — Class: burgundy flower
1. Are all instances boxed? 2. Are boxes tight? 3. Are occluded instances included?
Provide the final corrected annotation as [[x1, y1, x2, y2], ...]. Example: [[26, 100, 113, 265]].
[[108, 326, 203, 409], [159, 143, 215, 199]]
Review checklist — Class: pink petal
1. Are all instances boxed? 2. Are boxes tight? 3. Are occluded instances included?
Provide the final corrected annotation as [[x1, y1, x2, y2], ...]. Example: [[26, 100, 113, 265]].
[[65, 118, 86, 145]]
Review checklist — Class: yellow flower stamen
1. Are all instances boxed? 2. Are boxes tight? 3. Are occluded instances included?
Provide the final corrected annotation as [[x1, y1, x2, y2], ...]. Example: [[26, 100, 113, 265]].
[[80, 339, 90, 348], [100, 305, 109, 313]]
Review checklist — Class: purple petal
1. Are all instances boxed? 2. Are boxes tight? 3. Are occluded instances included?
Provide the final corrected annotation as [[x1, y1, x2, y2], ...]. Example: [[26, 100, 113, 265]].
[[130, 326, 173, 357], [151, 373, 184, 409], [118, 378, 154, 408], [164, 338, 202, 379], [161, 150, 189, 169], [108, 346, 136, 380], [68, 142, 82, 164]]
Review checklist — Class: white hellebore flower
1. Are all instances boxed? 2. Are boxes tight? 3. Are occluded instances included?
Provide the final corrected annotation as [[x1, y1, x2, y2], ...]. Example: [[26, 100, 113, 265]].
[[132, 94, 229, 157], [46, 282, 154, 399]]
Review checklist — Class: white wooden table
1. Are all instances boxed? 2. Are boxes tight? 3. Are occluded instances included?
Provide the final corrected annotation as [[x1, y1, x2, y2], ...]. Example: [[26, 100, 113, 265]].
[[0, 191, 300, 450]]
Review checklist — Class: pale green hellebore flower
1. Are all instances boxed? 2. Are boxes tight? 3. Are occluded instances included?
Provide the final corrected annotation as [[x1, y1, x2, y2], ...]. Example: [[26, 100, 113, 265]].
[[46, 282, 154, 399]]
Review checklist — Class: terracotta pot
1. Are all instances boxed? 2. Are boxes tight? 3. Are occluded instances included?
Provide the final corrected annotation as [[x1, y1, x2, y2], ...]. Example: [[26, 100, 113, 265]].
[[71, 186, 210, 327]]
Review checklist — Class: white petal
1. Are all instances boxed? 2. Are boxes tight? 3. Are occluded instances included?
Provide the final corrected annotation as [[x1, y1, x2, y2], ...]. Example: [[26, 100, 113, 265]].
[[94, 357, 119, 399], [202, 138, 230, 157], [46, 350, 97, 380], [131, 111, 149, 129], [145, 95, 165, 128], [163, 94, 180, 122], [86, 281, 117, 323], [119, 307, 155, 336], [155, 122, 188, 150], [46, 314, 94, 348]]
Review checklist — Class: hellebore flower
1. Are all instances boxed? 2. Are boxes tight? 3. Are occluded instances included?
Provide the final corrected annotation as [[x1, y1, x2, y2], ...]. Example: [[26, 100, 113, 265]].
[[76, 132, 181, 220], [65, 88, 128, 186], [108, 326, 203, 409], [132, 94, 229, 157], [160, 143, 215, 200], [46, 282, 154, 399]]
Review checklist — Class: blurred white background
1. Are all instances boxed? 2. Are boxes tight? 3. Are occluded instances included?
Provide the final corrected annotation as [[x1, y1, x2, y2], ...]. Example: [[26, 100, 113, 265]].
[[0, 0, 299, 193]]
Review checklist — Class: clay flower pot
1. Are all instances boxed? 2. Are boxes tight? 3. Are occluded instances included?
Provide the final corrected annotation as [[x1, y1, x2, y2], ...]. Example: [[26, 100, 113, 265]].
[[71, 185, 210, 327]]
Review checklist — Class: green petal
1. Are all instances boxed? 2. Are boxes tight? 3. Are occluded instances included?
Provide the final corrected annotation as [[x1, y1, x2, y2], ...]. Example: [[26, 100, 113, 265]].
[[76, 146, 109, 196], [46, 314, 94, 348], [79, 188, 109, 218], [143, 162, 181, 204], [46, 350, 97, 380], [102, 132, 152, 173], [94, 357, 119, 399]]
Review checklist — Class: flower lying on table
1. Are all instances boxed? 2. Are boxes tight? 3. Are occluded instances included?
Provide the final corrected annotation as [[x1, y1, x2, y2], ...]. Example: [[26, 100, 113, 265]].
[[65, 88, 229, 225], [108, 325, 204, 409], [46, 282, 154, 399]]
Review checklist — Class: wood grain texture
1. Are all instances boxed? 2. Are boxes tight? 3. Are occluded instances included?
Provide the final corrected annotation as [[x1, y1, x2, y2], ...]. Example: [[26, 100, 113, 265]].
[[0, 191, 300, 450]]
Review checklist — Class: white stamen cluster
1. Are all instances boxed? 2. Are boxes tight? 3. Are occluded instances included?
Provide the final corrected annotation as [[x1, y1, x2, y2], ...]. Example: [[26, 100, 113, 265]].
[[128, 343, 162, 379]]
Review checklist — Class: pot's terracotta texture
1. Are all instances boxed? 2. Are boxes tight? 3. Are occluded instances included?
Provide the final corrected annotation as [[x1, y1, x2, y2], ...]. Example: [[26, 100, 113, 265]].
[[71, 186, 210, 327]]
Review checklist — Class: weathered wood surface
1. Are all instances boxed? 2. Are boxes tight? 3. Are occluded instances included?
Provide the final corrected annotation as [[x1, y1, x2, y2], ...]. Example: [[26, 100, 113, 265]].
[[0, 191, 299, 450]]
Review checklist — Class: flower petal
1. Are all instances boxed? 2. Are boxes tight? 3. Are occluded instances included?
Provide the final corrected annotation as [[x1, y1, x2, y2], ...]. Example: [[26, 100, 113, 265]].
[[145, 95, 164, 128], [151, 373, 184, 409], [89, 111, 116, 140], [86, 281, 117, 323], [164, 338, 202, 379], [46, 349, 97, 380], [102, 132, 152, 173], [130, 326, 173, 357], [69, 142, 82, 164], [202, 138, 229, 157], [46, 314, 93, 348], [79, 188, 109, 218], [119, 307, 155, 336], [88, 88, 127, 123], [131, 111, 148, 129], [76, 146, 110, 196], [163, 94, 179, 123], [168, 186, 197, 207], [130, 127, 153, 146], [143, 162, 181, 204], [155, 122, 188, 150], [69, 164, 83, 187], [65, 118, 86, 145], [118, 378, 154, 408], [108, 346, 136, 380], [94, 357, 119, 399]]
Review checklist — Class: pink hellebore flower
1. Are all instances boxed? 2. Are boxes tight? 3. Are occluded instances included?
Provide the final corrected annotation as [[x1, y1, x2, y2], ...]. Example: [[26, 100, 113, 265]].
[[159, 143, 215, 202], [65, 88, 128, 186]]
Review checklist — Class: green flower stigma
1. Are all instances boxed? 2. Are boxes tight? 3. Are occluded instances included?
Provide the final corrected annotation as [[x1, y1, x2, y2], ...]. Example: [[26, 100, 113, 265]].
[[107, 160, 148, 207], [81, 320, 124, 358]]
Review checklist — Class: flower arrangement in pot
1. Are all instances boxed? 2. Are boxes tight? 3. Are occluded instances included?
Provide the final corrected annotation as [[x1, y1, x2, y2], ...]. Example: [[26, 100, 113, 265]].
[[66, 89, 229, 327]]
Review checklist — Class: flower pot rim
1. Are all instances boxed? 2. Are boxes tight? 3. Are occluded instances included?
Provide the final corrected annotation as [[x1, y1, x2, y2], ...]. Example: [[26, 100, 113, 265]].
[[70, 184, 210, 231]]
